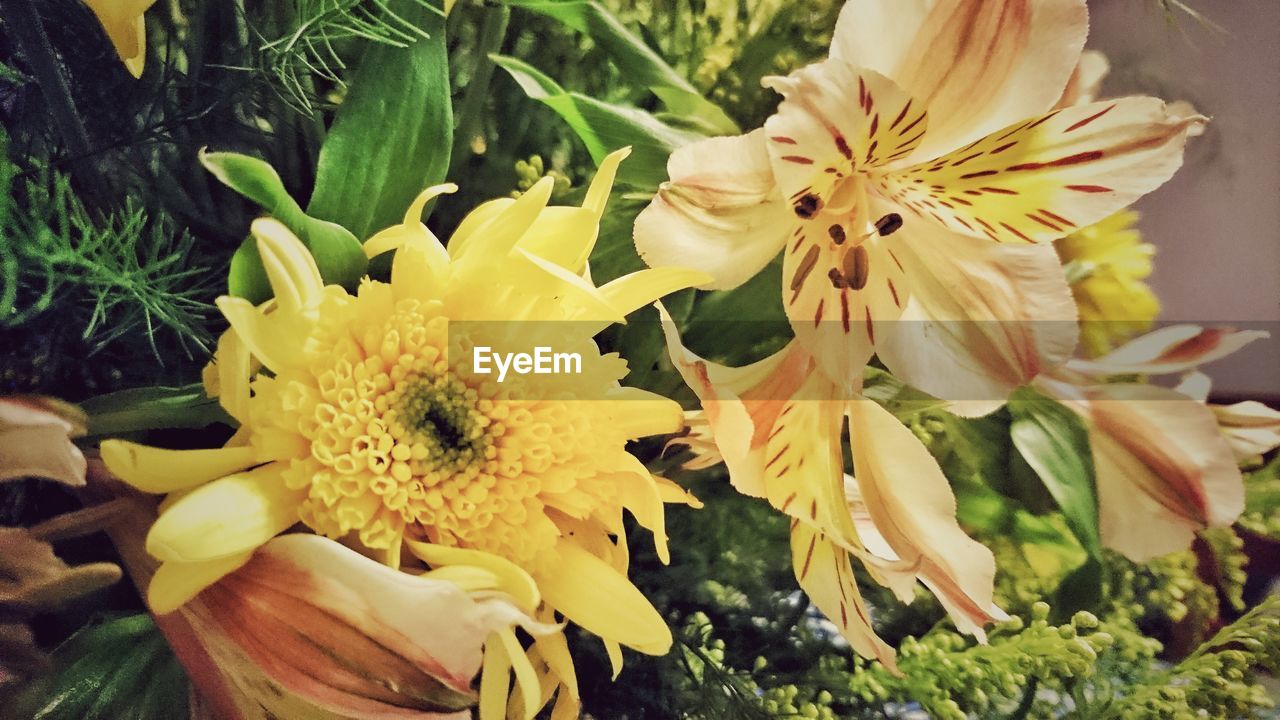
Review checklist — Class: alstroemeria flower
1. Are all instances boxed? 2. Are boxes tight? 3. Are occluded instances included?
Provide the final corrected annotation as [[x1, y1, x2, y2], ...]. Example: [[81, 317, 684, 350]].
[[661, 314, 1000, 670], [83, 0, 157, 78], [0, 396, 87, 487], [102, 150, 708, 719], [637, 0, 1201, 402], [1037, 325, 1268, 561]]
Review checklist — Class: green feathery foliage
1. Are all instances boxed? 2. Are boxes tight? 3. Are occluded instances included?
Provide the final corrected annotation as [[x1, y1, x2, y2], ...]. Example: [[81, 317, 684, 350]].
[[0, 137, 212, 367]]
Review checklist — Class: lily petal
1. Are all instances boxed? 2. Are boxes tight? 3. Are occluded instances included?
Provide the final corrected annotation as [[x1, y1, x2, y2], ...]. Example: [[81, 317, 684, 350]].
[[831, 0, 1089, 162], [789, 523, 898, 672], [847, 399, 1000, 638], [876, 98, 1204, 244], [635, 130, 791, 291], [1060, 381, 1245, 561], [876, 214, 1078, 403], [1213, 400, 1280, 461], [1067, 325, 1269, 377]]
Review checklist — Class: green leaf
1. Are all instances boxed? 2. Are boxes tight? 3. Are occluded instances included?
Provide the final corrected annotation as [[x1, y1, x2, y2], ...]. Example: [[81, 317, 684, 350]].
[[200, 151, 366, 302], [81, 384, 232, 437], [1008, 386, 1103, 562], [501, 0, 738, 135], [6, 615, 188, 720], [493, 54, 703, 189], [308, 0, 452, 241]]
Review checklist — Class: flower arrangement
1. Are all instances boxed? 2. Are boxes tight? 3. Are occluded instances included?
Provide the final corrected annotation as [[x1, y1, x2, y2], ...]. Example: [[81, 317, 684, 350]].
[[1, 0, 1277, 718]]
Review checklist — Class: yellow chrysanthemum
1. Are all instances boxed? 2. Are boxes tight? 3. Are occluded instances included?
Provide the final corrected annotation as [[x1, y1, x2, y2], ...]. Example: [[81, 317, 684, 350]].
[[1055, 210, 1159, 358], [102, 149, 710, 719]]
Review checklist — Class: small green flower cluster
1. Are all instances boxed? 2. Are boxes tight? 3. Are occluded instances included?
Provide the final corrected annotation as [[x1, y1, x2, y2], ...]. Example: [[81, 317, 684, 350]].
[[842, 604, 1116, 720], [511, 155, 572, 200]]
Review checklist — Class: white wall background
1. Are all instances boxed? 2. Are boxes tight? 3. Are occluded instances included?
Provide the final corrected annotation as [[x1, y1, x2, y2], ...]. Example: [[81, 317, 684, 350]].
[[1086, 0, 1280, 398]]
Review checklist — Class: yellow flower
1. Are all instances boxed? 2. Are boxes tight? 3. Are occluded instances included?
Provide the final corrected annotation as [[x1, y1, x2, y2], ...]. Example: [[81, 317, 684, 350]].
[[102, 149, 710, 719], [83, 0, 156, 78], [1055, 210, 1159, 358]]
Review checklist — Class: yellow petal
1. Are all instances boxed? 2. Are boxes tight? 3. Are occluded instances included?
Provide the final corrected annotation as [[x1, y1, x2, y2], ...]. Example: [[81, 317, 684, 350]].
[[148, 552, 252, 614], [252, 218, 323, 316], [212, 327, 253, 422], [598, 267, 713, 318], [583, 147, 631, 219], [499, 628, 540, 720], [215, 296, 308, 373], [603, 387, 685, 438], [635, 130, 790, 291], [603, 639, 624, 680], [537, 540, 671, 655], [100, 440, 258, 494], [514, 206, 599, 274], [450, 177, 554, 264], [146, 465, 302, 562], [789, 523, 898, 673], [364, 183, 457, 259], [876, 97, 1205, 244], [406, 539, 541, 611], [479, 633, 513, 720], [532, 629, 579, 702]]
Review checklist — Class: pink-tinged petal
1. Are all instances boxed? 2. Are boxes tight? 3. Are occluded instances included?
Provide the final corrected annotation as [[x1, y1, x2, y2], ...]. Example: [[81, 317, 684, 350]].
[[875, 97, 1205, 244], [635, 131, 791, 291], [783, 177, 910, 386], [198, 534, 542, 719], [845, 483, 1009, 641], [1212, 401, 1280, 462], [763, 61, 927, 202], [831, 0, 1088, 162], [0, 397, 87, 487], [1067, 325, 1269, 377], [876, 214, 1077, 403], [659, 305, 811, 498], [846, 399, 1000, 638], [1062, 382, 1245, 561], [788, 522, 898, 673]]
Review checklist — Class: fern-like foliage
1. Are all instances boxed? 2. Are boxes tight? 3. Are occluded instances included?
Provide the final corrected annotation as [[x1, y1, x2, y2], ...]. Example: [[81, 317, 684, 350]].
[[0, 137, 212, 363], [255, 0, 444, 112]]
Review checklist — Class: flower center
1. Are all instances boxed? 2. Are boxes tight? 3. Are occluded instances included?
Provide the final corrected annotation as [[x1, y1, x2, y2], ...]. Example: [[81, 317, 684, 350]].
[[386, 373, 490, 477]]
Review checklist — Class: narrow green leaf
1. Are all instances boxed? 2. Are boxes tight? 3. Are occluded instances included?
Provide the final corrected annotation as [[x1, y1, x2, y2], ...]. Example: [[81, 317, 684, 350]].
[[200, 151, 366, 302], [502, 0, 738, 134], [308, 0, 452, 240], [493, 55, 702, 188], [1008, 386, 1103, 561], [6, 615, 188, 720], [82, 384, 232, 436]]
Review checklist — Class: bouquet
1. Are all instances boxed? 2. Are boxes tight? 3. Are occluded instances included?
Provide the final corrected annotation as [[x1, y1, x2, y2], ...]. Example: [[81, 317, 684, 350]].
[[1, 0, 1277, 718]]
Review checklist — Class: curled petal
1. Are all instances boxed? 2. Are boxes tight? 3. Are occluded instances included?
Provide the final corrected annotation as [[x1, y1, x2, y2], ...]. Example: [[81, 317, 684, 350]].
[[831, 0, 1089, 161], [1067, 325, 1269, 377], [635, 130, 791, 291], [84, 0, 157, 77], [101, 441, 258, 495], [1212, 400, 1280, 462], [847, 399, 1001, 638]]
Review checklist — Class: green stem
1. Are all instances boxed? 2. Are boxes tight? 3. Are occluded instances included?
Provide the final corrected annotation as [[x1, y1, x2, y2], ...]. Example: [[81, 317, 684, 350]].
[[448, 4, 509, 177], [0, 0, 93, 158]]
